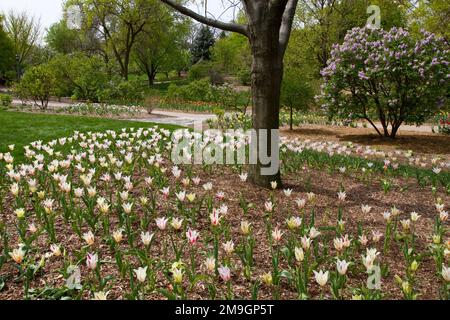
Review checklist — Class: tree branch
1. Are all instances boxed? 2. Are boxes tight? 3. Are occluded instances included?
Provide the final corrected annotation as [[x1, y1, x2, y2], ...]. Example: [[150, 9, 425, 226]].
[[159, 0, 248, 37], [279, 0, 298, 56]]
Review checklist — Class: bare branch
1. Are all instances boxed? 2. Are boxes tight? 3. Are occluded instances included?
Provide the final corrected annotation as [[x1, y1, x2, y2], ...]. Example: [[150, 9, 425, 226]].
[[279, 0, 298, 56], [160, 0, 248, 37]]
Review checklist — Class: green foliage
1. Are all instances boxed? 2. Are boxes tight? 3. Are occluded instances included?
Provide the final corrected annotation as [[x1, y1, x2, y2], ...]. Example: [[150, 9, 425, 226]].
[[0, 16, 15, 82], [191, 26, 215, 64], [188, 60, 213, 81], [97, 78, 144, 105], [48, 53, 108, 101], [409, 0, 450, 41], [45, 21, 81, 55], [15, 64, 57, 110], [281, 70, 314, 112], [167, 79, 250, 112], [167, 79, 214, 102], [0, 94, 12, 107], [211, 32, 251, 76]]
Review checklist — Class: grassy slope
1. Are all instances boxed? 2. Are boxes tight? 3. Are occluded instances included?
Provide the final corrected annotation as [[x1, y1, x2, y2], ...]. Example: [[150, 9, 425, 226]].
[[0, 110, 180, 162]]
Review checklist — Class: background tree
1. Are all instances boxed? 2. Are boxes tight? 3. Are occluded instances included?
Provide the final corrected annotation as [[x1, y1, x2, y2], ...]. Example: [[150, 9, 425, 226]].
[[4, 11, 42, 68], [408, 0, 450, 42], [160, 0, 300, 187], [0, 15, 15, 83], [46, 20, 82, 55], [320, 27, 450, 138], [191, 25, 216, 64], [71, 0, 160, 80], [134, 9, 191, 86], [281, 69, 314, 130]]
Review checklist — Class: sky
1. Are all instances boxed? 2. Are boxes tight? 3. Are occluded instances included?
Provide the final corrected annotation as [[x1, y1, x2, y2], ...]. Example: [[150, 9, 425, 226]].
[[0, 0, 237, 32]]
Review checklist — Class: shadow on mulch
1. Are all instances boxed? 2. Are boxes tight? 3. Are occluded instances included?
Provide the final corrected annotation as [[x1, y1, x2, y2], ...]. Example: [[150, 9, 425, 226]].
[[342, 134, 450, 155], [282, 126, 450, 156]]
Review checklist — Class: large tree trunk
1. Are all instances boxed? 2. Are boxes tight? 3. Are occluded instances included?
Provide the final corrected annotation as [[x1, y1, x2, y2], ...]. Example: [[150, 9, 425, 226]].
[[247, 19, 283, 188]]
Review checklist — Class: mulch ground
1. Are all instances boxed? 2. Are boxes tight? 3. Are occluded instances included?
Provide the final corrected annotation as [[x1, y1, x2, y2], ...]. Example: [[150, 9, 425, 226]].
[[0, 162, 448, 300]]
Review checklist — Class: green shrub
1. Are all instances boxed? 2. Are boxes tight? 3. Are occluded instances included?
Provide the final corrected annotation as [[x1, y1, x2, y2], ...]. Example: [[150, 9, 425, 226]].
[[97, 78, 144, 105], [0, 94, 12, 107], [15, 64, 58, 110], [167, 79, 214, 102], [188, 61, 212, 81], [237, 69, 251, 86], [49, 54, 108, 102]]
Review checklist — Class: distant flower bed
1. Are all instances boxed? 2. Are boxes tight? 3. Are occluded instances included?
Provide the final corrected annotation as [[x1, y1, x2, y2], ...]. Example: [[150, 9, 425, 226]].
[[435, 112, 450, 135], [58, 103, 143, 116]]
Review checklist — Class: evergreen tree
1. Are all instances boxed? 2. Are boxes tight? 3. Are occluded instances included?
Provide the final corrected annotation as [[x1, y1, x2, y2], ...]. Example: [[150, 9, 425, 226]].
[[191, 25, 215, 64]]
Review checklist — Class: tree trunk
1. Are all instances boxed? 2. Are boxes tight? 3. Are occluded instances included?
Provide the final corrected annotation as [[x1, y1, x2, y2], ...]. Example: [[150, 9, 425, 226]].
[[290, 106, 293, 130], [248, 22, 283, 188]]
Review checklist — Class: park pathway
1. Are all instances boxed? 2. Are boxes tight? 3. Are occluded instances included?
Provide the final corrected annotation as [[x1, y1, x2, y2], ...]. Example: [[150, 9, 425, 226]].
[[11, 99, 436, 133]]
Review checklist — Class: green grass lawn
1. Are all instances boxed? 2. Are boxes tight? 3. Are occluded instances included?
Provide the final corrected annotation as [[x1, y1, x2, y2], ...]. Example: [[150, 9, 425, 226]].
[[0, 110, 180, 162]]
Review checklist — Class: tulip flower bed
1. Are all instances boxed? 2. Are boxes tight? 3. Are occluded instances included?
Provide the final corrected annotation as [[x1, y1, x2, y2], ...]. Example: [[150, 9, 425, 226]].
[[0, 126, 449, 300]]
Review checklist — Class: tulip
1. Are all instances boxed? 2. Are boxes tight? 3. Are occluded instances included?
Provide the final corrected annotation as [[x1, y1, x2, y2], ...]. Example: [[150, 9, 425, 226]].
[[93, 291, 109, 300], [272, 228, 283, 243], [400, 219, 411, 231], [306, 192, 315, 202], [205, 257, 216, 273], [261, 272, 273, 286], [170, 217, 183, 231], [156, 217, 169, 231], [42, 198, 55, 214], [186, 193, 196, 202], [186, 229, 199, 245], [112, 229, 123, 243], [134, 266, 148, 283], [410, 212, 420, 222], [83, 231, 95, 246], [264, 201, 274, 212], [86, 253, 98, 270], [372, 230, 383, 243], [141, 231, 154, 246], [15, 208, 25, 219], [218, 266, 231, 282], [50, 244, 62, 257], [240, 221, 251, 235], [176, 191, 186, 202], [295, 198, 306, 209], [336, 259, 350, 275], [439, 211, 448, 222], [9, 247, 25, 264], [313, 270, 329, 287], [210, 210, 221, 226], [294, 247, 304, 262], [122, 202, 133, 214], [239, 173, 248, 182], [286, 217, 302, 230], [442, 265, 450, 282], [337, 191, 346, 201], [309, 227, 321, 239], [223, 240, 235, 255], [270, 181, 277, 190], [301, 236, 311, 250], [283, 189, 292, 197], [172, 267, 184, 284]]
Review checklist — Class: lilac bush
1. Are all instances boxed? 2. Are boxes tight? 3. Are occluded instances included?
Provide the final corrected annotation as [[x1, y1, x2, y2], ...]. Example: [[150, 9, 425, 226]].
[[319, 27, 450, 138]]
